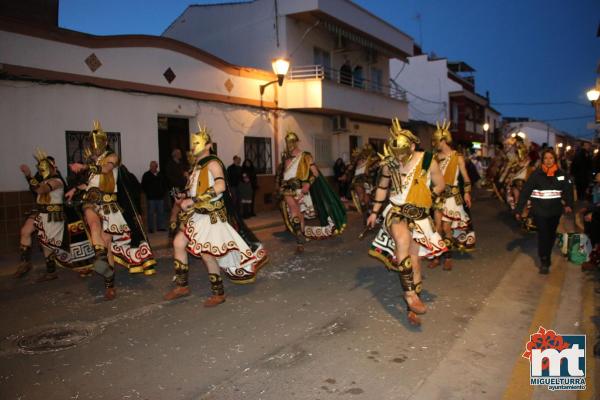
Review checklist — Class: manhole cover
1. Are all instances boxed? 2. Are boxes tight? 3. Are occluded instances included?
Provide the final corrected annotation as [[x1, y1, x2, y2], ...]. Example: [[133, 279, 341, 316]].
[[16, 323, 98, 354]]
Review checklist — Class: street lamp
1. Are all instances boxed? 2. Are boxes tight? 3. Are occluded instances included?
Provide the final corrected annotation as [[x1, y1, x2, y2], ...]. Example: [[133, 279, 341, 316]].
[[483, 122, 490, 156], [566, 145, 572, 152], [259, 57, 290, 96], [557, 142, 564, 148], [587, 88, 600, 102]]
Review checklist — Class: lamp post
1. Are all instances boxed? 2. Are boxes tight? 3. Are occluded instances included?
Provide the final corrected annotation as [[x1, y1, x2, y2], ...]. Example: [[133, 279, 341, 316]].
[[483, 122, 490, 156], [259, 58, 290, 171], [587, 87, 600, 141], [259, 57, 290, 96]]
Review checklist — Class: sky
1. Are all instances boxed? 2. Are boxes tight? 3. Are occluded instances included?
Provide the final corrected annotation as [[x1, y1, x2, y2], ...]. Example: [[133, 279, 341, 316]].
[[58, 0, 599, 138]]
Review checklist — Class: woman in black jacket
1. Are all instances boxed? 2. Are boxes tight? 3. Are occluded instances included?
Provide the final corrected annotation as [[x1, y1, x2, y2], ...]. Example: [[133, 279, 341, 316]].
[[515, 148, 574, 274]]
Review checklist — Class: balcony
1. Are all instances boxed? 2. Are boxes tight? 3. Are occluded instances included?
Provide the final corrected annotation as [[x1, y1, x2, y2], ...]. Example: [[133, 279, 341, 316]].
[[280, 65, 408, 121]]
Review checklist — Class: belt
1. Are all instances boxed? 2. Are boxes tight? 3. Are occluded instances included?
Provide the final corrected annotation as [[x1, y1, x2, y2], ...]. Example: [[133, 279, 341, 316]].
[[83, 188, 118, 204], [37, 204, 64, 213]]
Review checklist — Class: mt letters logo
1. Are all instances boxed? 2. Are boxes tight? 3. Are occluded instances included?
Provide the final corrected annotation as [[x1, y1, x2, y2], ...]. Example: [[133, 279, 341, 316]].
[[522, 326, 586, 391]]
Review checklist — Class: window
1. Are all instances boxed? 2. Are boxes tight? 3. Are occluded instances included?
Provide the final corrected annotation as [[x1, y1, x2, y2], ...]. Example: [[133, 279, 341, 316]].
[[314, 136, 332, 168], [313, 47, 331, 79], [370, 67, 383, 93], [244, 136, 272, 174], [65, 131, 121, 178]]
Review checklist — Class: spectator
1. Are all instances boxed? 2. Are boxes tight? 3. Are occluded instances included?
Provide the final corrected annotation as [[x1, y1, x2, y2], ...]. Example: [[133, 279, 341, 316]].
[[340, 60, 352, 86], [352, 66, 364, 88], [515, 149, 574, 274], [242, 159, 258, 216], [227, 155, 243, 215], [239, 172, 253, 218], [333, 158, 348, 200], [571, 143, 592, 201], [166, 149, 188, 192], [141, 161, 168, 233], [581, 173, 600, 271]]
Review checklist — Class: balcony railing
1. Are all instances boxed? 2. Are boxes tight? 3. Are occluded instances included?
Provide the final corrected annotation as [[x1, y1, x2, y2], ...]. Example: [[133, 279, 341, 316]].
[[288, 65, 407, 101]]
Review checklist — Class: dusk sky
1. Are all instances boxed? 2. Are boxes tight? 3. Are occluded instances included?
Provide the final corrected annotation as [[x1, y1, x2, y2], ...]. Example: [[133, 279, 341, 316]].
[[59, 0, 599, 139]]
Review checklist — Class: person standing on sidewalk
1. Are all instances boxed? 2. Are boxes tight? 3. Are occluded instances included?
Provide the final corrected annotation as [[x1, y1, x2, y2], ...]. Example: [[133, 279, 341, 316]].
[[141, 161, 168, 233], [227, 156, 243, 216], [515, 148, 574, 274]]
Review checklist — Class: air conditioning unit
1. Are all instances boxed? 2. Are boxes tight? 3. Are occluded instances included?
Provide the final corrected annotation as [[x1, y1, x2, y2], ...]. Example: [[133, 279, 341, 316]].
[[332, 115, 348, 132]]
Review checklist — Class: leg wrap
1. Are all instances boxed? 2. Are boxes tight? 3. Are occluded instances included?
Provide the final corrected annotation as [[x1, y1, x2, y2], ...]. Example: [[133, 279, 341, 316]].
[[395, 256, 416, 292], [20, 245, 32, 263], [93, 245, 114, 279], [208, 273, 225, 296], [173, 259, 189, 287], [45, 253, 57, 274], [443, 238, 454, 253], [291, 216, 306, 244]]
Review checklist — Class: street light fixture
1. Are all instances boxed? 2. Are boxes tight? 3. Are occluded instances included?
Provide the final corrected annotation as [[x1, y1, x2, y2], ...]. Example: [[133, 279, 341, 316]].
[[587, 88, 600, 102], [260, 57, 290, 96], [566, 145, 572, 152], [483, 122, 490, 156], [557, 142, 564, 148]]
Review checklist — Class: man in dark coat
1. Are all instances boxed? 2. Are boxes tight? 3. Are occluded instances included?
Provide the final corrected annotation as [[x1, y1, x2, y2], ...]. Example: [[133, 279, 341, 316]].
[[141, 161, 168, 232]]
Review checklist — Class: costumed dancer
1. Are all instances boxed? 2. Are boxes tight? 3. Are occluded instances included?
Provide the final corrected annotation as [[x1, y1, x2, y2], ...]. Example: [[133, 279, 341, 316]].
[[507, 138, 536, 230], [163, 125, 267, 307], [66, 121, 156, 300], [350, 143, 379, 227], [14, 151, 68, 281], [367, 119, 447, 325], [275, 130, 347, 253], [429, 121, 475, 271]]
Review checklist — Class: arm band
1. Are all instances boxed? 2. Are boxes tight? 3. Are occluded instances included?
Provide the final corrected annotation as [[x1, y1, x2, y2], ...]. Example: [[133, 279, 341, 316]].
[[28, 177, 40, 188], [213, 176, 225, 182], [88, 164, 100, 174], [463, 182, 472, 193]]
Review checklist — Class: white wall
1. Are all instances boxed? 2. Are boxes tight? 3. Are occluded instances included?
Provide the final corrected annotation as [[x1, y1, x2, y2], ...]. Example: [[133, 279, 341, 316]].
[[0, 31, 275, 104], [506, 122, 558, 147], [390, 55, 461, 124], [163, 0, 282, 71], [0, 82, 274, 191]]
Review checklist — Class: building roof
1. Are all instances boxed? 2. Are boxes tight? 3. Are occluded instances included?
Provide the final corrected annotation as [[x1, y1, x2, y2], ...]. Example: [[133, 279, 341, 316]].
[[447, 61, 476, 74]]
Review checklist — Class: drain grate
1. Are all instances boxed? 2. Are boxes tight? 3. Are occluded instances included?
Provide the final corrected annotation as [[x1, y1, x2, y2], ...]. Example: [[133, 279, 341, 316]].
[[16, 323, 97, 354]]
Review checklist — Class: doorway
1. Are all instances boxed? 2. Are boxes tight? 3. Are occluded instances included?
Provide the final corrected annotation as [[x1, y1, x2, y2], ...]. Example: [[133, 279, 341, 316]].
[[158, 116, 190, 172]]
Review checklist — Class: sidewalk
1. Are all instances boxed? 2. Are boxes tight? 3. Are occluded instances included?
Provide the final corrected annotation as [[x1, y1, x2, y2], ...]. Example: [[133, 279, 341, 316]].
[[0, 209, 285, 276]]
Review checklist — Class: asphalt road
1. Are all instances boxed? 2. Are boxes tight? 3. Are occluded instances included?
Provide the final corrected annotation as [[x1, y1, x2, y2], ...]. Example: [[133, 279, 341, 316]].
[[0, 193, 586, 399]]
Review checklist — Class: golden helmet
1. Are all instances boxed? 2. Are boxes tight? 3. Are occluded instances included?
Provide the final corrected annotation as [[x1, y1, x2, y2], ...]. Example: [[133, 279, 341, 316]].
[[90, 120, 108, 155], [191, 122, 212, 156], [386, 118, 419, 162], [284, 130, 299, 144], [34, 148, 53, 179], [284, 129, 299, 154], [432, 120, 452, 147]]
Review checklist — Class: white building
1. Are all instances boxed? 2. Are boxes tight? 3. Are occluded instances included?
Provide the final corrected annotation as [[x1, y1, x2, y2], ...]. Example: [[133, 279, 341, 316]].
[[504, 120, 563, 147], [390, 54, 462, 124], [164, 0, 413, 154], [0, 0, 415, 252]]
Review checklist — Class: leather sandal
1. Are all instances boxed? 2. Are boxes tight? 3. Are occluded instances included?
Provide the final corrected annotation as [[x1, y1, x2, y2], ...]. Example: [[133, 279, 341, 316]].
[[104, 287, 116, 301], [163, 286, 190, 301], [203, 294, 226, 307]]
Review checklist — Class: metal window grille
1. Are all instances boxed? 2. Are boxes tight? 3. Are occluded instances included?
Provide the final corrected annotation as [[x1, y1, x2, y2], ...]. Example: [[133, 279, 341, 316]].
[[244, 136, 272, 174], [314, 136, 332, 167], [65, 131, 121, 176]]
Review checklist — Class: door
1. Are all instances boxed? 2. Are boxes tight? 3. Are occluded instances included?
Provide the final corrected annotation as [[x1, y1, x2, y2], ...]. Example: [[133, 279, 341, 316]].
[[157, 116, 190, 173]]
